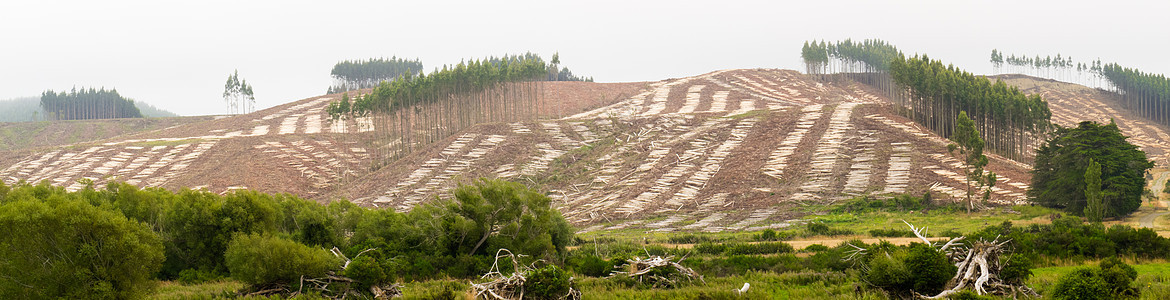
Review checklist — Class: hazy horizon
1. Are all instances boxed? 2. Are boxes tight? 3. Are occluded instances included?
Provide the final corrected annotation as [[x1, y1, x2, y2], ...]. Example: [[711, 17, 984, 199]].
[[2, 0, 1168, 116]]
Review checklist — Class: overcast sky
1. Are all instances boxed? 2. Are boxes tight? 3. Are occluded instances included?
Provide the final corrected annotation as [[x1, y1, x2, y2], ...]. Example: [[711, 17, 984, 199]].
[[2, 0, 1168, 116]]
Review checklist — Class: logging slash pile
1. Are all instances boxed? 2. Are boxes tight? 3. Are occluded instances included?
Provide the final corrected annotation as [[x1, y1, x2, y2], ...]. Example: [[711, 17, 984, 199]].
[[471, 249, 582, 300], [610, 254, 704, 288]]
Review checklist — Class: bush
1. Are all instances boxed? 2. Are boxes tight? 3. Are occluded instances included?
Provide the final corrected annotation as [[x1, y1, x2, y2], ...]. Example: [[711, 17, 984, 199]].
[[525, 265, 573, 300], [177, 268, 223, 285], [0, 195, 164, 299], [345, 255, 388, 290], [905, 243, 955, 295], [869, 228, 915, 237], [832, 194, 932, 213], [569, 255, 614, 277], [807, 220, 852, 236], [802, 244, 830, 252], [758, 229, 778, 241], [1098, 258, 1139, 297], [866, 249, 910, 291], [695, 242, 794, 255], [1052, 268, 1109, 300], [667, 234, 717, 244], [999, 253, 1033, 285], [224, 234, 340, 285]]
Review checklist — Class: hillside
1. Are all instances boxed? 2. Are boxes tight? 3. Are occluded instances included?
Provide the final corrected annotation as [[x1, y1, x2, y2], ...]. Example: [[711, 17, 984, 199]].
[[2, 70, 1162, 232], [0, 116, 215, 152], [991, 75, 1170, 166]]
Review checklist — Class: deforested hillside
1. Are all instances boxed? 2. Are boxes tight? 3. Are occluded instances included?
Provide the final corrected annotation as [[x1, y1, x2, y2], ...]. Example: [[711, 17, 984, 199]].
[[3, 68, 1166, 232], [334, 69, 1034, 232], [992, 75, 1170, 166]]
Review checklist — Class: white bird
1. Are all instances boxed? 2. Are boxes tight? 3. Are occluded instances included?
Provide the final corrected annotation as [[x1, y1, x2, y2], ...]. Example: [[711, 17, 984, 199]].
[[737, 282, 750, 295]]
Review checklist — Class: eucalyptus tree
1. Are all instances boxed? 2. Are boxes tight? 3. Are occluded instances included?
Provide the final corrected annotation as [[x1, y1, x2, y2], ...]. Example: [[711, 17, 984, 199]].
[[801, 40, 1051, 161], [326, 53, 549, 165], [1099, 63, 1170, 128], [223, 70, 255, 115], [890, 54, 1051, 161]]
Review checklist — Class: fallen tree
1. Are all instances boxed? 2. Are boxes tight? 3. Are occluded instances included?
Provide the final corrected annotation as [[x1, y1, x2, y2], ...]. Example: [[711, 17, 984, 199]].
[[847, 221, 1038, 299]]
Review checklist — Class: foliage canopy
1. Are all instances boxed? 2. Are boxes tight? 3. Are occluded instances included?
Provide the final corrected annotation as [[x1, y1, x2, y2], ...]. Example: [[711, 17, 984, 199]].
[[1030, 121, 1153, 217]]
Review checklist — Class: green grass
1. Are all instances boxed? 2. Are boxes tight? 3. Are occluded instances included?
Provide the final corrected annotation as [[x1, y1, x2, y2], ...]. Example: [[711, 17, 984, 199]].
[[805, 205, 1057, 236], [149, 280, 245, 300]]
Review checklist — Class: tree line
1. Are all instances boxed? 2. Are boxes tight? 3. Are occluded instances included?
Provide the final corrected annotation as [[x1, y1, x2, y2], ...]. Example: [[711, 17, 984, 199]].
[[802, 40, 1052, 162], [890, 54, 1052, 161], [990, 49, 1108, 88], [326, 53, 550, 164], [991, 50, 1170, 137], [327, 57, 424, 94], [39, 87, 143, 120], [801, 39, 903, 75], [1099, 63, 1170, 131], [0, 179, 571, 298]]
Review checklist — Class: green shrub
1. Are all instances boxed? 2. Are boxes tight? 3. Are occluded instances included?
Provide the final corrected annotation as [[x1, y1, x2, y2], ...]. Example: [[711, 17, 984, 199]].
[[802, 244, 830, 252], [808, 221, 831, 235], [224, 233, 340, 285], [758, 229, 778, 241], [402, 281, 465, 300], [345, 255, 388, 291], [998, 253, 1033, 285], [832, 194, 933, 213], [177, 268, 223, 285], [0, 194, 164, 299], [525, 265, 573, 300], [1098, 258, 1138, 297], [569, 255, 614, 277], [695, 242, 794, 255], [866, 249, 910, 291], [667, 234, 717, 244], [806, 220, 852, 236], [1052, 268, 1109, 300], [869, 228, 915, 237], [905, 243, 955, 295]]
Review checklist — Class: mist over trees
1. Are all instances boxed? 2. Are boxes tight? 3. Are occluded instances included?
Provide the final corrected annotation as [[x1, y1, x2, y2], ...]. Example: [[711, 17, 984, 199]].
[[992, 50, 1170, 135], [0, 97, 45, 122], [39, 88, 143, 120], [327, 57, 424, 94]]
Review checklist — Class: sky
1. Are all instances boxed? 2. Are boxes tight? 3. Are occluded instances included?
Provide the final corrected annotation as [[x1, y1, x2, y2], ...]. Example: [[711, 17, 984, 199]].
[[2, 0, 1168, 116]]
